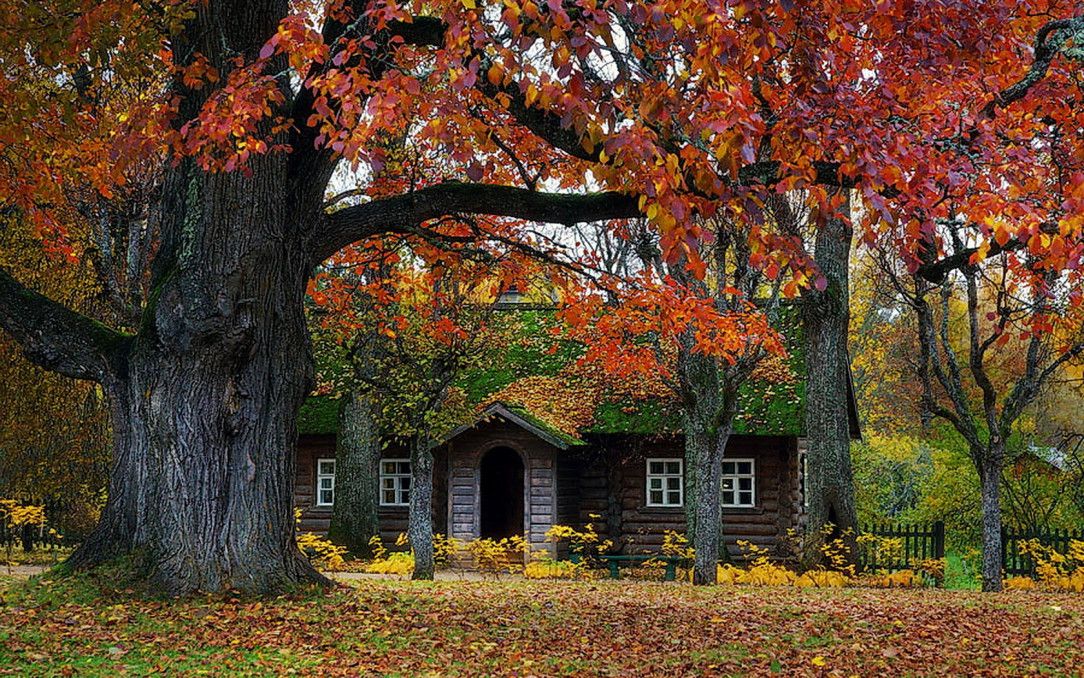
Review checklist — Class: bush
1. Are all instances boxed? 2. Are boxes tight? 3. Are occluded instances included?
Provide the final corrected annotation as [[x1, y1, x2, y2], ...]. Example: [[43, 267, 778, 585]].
[[523, 557, 589, 580]]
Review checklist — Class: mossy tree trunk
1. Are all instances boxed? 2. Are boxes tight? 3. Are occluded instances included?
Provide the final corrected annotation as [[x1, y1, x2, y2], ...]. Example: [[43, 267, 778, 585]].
[[800, 194, 858, 549], [408, 434, 436, 580], [328, 391, 381, 557]]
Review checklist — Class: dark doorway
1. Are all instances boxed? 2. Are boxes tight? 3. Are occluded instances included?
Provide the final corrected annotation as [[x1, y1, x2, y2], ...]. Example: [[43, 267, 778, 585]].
[[479, 447, 525, 539]]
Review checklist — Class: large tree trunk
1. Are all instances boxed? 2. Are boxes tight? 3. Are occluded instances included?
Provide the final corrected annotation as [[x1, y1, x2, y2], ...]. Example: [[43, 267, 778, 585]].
[[409, 435, 436, 580], [801, 195, 858, 548], [62, 154, 330, 595], [977, 451, 1004, 592], [327, 391, 381, 556], [67, 378, 149, 569]]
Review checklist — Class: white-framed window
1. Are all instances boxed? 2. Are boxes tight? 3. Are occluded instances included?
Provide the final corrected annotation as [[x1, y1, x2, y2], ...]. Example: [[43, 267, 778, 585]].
[[315, 458, 336, 507], [646, 458, 683, 507], [380, 459, 412, 507], [722, 459, 756, 508]]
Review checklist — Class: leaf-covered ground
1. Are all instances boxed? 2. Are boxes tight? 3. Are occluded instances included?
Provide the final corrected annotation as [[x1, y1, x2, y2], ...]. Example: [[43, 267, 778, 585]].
[[1, 570, 1081, 676]]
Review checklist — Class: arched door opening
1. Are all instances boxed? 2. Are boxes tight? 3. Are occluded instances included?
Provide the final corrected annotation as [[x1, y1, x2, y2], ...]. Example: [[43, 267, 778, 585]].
[[479, 446, 525, 539]]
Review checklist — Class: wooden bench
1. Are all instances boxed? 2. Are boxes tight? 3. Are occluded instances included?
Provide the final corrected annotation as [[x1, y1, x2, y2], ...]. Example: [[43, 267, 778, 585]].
[[569, 554, 690, 581]]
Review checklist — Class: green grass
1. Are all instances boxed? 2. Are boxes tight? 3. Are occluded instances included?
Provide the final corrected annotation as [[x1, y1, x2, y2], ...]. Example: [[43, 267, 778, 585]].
[[943, 551, 982, 590], [1, 566, 1082, 676]]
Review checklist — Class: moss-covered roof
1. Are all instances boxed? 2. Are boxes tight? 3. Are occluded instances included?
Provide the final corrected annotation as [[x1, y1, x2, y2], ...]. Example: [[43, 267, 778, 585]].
[[300, 307, 814, 439]]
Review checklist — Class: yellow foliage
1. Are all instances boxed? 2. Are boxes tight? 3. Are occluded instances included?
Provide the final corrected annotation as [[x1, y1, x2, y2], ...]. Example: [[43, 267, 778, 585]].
[[365, 551, 414, 575], [0, 499, 46, 529], [795, 569, 849, 588], [1013, 539, 1084, 592], [433, 533, 463, 566], [465, 535, 530, 574], [661, 531, 694, 560], [545, 520, 612, 560], [523, 557, 590, 580], [1005, 576, 1038, 590], [296, 531, 347, 571], [867, 569, 924, 588], [716, 562, 849, 588]]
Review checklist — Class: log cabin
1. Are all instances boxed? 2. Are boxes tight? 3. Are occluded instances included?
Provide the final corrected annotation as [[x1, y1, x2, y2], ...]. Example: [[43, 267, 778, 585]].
[[293, 308, 860, 559]]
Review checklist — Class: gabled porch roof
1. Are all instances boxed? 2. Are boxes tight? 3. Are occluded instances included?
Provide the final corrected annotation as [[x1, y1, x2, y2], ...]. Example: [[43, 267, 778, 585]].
[[440, 402, 586, 450]]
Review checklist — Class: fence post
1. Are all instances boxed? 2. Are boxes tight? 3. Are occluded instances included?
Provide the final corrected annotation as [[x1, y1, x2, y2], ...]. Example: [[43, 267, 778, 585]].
[[933, 521, 945, 560]]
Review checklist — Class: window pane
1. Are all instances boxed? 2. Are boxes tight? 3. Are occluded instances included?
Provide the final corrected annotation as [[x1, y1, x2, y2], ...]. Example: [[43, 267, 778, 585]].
[[721, 478, 733, 491], [722, 462, 735, 475], [665, 461, 680, 475], [648, 461, 663, 475], [401, 477, 411, 491], [650, 490, 664, 505], [722, 491, 735, 505], [648, 478, 662, 491], [381, 461, 395, 474], [738, 478, 752, 491], [319, 489, 333, 504], [382, 489, 395, 504], [318, 460, 334, 475], [397, 461, 411, 475], [666, 477, 680, 491], [739, 491, 753, 505], [667, 491, 681, 505]]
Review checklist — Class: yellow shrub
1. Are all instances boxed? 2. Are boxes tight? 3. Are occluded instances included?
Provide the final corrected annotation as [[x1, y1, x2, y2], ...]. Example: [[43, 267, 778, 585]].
[[545, 518, 612, 561], [1005, 576, 1037, 590], [795, 569, 849, 588], [661, 531, 694, 560], [365, 551, 414, 575], [433, 533, 463, 566], [466, 535, 529, 575], [0, 500, 46, 529], [523, 558, 589, 580], [296, 531, 347, 571], [1014, 538, 1084, 592], [867, 569, 923, 588]]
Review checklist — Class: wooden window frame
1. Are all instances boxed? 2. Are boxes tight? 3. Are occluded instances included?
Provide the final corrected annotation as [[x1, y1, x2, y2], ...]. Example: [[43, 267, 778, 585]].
[[645, 458, 684, 508], [722, 458, 756, 508], [379, 458, 412, 507], [315, 458, 336, 508]]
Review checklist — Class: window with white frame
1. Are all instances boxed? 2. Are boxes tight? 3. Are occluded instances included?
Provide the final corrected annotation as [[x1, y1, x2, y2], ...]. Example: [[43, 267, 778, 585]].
[[722, 459, 756, 507], [380, 459, 412, 507], [315, 458, 336, 507], [646, 458, 683, 507]]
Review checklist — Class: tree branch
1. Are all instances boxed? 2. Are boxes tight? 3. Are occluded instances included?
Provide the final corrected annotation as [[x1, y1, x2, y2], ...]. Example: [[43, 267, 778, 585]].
[[0, 266, 130, 382], [981, 16, 1084, 118], [309, 182, 639, 264]]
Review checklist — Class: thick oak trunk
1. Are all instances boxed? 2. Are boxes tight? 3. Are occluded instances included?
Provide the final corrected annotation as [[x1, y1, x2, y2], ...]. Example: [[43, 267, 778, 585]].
[[801, 198, 857, 548], [409, 436, 436, 580], [64, 157, 329, 594], [327, 391, 381, 556]]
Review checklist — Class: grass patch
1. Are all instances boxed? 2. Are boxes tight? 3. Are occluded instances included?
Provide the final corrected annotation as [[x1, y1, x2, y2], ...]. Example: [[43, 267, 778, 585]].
[[1, 571, 1081, 675]]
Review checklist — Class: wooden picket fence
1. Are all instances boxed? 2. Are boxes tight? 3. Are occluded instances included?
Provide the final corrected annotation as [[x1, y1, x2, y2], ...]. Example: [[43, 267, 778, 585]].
[[858, 521, 945, 572], [1001, 527, 1084, 576]]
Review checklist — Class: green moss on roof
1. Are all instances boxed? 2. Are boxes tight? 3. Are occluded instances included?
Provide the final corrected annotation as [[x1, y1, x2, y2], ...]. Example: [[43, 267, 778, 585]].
[[298, 395, 339, 435], [299, 306, 811, 438], [458, 310, 582, 403], [502, 404, 587, 447]]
